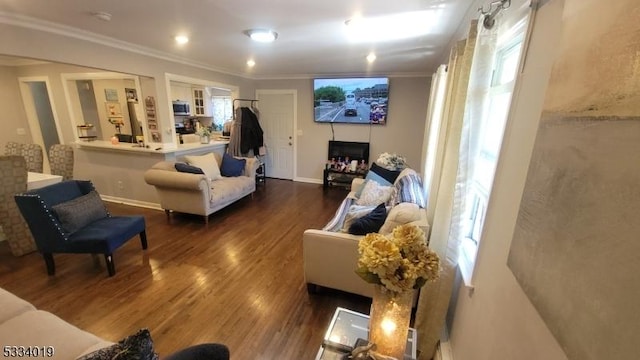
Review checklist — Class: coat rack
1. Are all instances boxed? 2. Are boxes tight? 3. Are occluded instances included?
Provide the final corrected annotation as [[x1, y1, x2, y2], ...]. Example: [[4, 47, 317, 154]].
[[232, 98, 258, 119]]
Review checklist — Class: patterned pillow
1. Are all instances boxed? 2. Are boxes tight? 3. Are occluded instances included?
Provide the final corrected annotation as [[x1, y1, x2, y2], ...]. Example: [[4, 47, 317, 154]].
[[77, 328, 158, 360], [370, 162, 402, 184], [52, 190, 108, 233], [393, 169, 426, 208], [355, 180, 394, 207]]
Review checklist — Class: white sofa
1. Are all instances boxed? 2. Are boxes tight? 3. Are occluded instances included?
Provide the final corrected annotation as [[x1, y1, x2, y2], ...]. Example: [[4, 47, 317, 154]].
[[144, 153, 258, 224], [303, 177, 430, 299], [0, 287, 112, 359]]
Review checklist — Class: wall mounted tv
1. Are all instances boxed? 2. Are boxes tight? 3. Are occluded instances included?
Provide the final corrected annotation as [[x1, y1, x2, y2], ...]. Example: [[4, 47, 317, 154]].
[[314, 77, 389, 125]]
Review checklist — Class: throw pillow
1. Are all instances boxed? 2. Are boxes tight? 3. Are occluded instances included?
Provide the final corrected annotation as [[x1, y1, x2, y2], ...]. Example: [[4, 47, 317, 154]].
[[379, 202, 421, 235], [354, 171, 392, 198], [220, 153, 246, 177], [77, 328, 158, 360], [370, 162, 402, 184], [174, 162, 204, 174], [393, 168, 427, 208], [348, 203, 388, 235], [52, 190, 108, 233], [184, 153, 222, 181], [355, 180, 394, 207], [341, 205, 379, 233]]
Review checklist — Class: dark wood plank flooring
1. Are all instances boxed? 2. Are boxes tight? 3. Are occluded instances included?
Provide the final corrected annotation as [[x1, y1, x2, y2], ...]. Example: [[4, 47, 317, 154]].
[[0, 179, 371, 359]]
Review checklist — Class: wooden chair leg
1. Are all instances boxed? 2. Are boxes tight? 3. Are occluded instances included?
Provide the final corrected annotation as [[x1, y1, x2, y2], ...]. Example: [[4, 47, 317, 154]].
[[104, 254, 115, 277], [43, 253, 55, 275], [204, 215, 209, 225], [165, 209, 171, 223], [140, 230, 148, 250]]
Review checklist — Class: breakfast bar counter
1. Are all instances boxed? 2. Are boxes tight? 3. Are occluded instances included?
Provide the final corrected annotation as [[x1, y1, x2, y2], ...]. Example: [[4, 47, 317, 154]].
[[75, 139, 229, 160], [73, 139, 229, 207]]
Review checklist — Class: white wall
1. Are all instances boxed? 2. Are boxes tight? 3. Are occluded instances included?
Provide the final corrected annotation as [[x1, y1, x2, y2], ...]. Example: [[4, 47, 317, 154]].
[[447, 1, 568, 359], [0, 66, 32, 145], [255, 77, 431, 181]]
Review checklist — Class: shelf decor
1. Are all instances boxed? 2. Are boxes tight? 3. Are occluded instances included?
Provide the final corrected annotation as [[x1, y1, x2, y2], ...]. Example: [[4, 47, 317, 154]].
[[356, 224, 440, 359]]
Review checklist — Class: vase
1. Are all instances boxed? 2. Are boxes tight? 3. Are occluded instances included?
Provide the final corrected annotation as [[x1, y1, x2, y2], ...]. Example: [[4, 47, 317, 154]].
[[369, 285, 413, 359], [200, 135, 210, 144]]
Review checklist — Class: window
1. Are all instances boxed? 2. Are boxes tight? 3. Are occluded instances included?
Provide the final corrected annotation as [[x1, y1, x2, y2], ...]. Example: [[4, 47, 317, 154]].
[[212, 96, 232, 130], [459, 27, 526, 278]]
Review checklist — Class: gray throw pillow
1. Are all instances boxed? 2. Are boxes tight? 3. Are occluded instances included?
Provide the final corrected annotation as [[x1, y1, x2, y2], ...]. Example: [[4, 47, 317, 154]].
[[52, 190, 108, 233]]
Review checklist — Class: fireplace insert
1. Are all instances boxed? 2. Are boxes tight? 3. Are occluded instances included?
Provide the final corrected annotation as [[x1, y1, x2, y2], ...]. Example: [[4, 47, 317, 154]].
[[328, 141, 370, 164]]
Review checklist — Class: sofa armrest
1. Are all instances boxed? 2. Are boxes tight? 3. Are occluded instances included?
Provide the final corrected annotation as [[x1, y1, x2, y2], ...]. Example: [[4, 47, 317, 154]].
[[351, 177, 365, 190], [241, 157, 259, 179], [144, 169, 210, 191], [302, 229, 376, 298]]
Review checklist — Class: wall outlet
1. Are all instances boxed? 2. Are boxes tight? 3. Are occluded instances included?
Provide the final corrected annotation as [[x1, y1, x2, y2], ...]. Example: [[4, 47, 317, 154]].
[[16, 128, 26, 135], [117, 180, 124, 190]]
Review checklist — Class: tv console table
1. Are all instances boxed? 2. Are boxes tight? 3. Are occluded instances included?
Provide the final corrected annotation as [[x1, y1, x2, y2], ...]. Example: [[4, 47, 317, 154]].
[[323, 168, 367, 190]]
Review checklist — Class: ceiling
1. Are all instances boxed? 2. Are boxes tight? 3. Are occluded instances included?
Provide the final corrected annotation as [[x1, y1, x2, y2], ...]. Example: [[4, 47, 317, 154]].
[[0, 0, 477, 79]]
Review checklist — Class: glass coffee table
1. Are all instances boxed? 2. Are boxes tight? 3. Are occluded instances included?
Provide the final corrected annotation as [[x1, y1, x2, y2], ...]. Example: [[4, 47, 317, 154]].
[[315, 307, 417, 360]]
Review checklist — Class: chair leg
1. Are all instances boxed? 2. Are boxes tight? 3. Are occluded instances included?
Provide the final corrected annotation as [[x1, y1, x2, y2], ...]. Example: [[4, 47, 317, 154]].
[[43, 253, 55, 276], [204, 215, 209, 225], [140, 230, 148, 250], [104, 254, 115, 277], [165, 209, 171, 223]]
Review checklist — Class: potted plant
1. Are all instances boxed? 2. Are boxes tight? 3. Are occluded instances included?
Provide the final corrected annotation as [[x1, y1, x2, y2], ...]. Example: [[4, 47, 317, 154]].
[[196, 126, 211, 144]]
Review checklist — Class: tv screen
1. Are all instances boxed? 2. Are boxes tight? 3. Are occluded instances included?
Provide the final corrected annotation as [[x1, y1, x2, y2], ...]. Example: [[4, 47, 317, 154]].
[[314, 77, 389, 124]]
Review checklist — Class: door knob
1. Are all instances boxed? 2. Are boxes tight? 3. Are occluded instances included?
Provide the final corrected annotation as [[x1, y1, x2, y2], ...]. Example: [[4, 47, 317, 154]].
[[289, 136, 292, 139], [289, 142, 292, 146]]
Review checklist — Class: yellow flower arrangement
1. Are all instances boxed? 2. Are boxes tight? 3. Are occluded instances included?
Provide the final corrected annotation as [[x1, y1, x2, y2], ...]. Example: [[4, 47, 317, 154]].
[[356, 224, 440, 294]]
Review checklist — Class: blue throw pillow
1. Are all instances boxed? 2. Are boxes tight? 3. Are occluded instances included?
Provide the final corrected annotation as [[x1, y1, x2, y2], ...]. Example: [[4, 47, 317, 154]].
[[175, 162, 204, 174], [220, 153, 246, 177], [348, 203, 388, 235]]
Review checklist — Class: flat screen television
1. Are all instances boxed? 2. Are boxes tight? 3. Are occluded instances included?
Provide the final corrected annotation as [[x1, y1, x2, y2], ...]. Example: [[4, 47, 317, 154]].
[[314, 77, 389, 125]]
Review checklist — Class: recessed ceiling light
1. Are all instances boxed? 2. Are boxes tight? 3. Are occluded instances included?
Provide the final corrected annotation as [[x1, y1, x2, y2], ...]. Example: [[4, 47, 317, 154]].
[[366, 53, 377, 63], [247, 59, 256, 67], [175, 35, 189, 45], [244, 29, 278, 43]]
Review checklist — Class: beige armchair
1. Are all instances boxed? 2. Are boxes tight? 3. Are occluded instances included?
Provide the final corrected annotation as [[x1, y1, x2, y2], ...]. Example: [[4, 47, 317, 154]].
[[144, 153, 258, 224]]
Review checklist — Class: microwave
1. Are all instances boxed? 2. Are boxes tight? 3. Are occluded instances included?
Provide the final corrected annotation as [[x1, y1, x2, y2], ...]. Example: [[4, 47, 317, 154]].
[[172, 100, 190, 116]]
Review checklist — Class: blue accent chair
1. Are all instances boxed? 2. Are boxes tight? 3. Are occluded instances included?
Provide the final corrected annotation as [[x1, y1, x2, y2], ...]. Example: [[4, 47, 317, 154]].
[[14, 180, 147, 277]]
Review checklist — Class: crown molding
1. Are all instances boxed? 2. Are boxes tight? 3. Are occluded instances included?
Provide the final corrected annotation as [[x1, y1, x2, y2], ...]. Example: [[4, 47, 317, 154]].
[[0, 11, 252, 79]]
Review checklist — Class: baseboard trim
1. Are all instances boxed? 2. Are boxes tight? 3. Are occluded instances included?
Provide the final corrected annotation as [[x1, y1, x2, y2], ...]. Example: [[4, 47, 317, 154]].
[[100, 195, 162, 211], [294, 177, 323, 184], [435, 340, 453, 360], [435, 325, 453, 360]]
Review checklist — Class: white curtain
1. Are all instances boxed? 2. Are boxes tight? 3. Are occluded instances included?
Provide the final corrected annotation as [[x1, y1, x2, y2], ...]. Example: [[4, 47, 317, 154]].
[[414, 21, 479, 359], [415, 2, 532, 358]]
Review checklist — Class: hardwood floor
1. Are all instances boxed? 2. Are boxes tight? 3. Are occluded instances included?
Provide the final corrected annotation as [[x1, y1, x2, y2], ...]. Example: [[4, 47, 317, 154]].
[[0, 180, 371, 359]]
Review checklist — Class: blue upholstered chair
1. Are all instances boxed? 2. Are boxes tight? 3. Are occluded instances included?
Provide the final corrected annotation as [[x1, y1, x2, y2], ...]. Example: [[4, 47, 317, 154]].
[[14, 180, 147, 277]]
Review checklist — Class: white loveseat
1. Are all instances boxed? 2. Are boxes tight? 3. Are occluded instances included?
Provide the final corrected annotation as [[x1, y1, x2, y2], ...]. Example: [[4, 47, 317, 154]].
[[0, 287, 112, 359], [144, 153, 258, 224], [303, 173, 430, 299]]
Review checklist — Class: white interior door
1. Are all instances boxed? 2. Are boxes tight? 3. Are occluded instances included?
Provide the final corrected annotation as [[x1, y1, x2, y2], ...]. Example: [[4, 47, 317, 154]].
[[256, 90, 296, 180]]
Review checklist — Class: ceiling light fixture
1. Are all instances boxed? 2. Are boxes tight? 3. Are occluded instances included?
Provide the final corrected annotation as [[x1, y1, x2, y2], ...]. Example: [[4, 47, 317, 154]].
[[366, 53, 377, 63], [175, 35, 189, 45], [247, 59, 256, 67], [244, 29, 278, 43]]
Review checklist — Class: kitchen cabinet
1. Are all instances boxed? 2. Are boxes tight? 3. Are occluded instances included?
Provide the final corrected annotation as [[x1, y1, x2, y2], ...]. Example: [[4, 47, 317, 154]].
[[191, 87, 212, 117]]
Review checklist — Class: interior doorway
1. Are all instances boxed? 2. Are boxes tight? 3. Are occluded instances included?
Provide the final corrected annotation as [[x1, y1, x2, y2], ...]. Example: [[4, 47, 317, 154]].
[[256, 90, 297, 180], [18, 76, 63, 173]]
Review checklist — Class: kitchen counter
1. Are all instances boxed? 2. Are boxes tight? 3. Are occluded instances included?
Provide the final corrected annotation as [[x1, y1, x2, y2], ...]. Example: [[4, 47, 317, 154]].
[[75, 139, 229, 158]]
